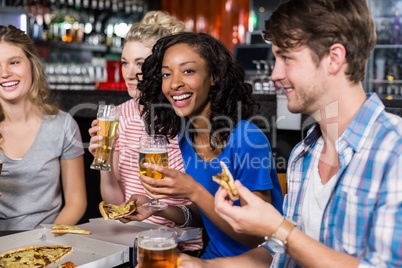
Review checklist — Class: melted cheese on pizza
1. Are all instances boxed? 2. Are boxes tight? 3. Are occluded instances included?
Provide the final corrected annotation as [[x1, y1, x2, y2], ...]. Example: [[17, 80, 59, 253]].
[[0, 249, 45, 267], [0, 246, 72, 268], [53, 225, 82, 231], [215, 173, 229, 182], [104, 201, 134, 218]]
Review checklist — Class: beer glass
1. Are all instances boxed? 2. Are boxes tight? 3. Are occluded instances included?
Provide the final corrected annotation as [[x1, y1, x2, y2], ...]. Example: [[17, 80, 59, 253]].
[[134, 229, 178, 268], [90, 104, 120, 171], [139, 135, 168, 211]]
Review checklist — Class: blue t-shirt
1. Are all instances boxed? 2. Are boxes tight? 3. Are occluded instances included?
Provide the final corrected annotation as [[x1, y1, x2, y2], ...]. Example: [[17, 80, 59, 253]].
[[179, 120, 283, 259]]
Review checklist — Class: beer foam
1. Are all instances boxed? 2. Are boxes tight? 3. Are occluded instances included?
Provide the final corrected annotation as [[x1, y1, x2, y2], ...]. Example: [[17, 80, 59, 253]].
[[98, 117, 119, 121], [139, 148, 168, 154], [139, 239, 177, 251]]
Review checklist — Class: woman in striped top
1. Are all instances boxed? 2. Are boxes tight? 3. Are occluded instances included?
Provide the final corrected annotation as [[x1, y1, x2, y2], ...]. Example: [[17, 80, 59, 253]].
[[88, 11, 203, 253]]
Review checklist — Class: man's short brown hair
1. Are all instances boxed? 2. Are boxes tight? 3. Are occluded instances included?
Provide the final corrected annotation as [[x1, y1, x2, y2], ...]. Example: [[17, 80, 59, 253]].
[[263, 0, 377, 84]]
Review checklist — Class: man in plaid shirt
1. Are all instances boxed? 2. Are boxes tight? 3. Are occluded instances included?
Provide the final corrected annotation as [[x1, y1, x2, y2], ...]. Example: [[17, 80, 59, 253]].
[[178, 0, 402, 267]]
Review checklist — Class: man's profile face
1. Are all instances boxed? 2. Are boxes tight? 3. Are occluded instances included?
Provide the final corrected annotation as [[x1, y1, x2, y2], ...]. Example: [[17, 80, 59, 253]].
[[271, 44, 328, 115]]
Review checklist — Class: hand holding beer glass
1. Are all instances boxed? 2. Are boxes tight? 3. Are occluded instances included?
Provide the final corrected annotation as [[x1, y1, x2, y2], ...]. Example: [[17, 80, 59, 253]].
[[90, 104, 120, 171], [139, 135, 168, 211], [134, 229, 178, 268]]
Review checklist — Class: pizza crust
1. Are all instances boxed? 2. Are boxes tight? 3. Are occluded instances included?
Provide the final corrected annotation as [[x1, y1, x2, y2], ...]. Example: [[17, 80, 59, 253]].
[[212, 161, 240, 201], [57, 261, 77, 268], [99, 201, 136, 220], [51, 224, 91, 235]]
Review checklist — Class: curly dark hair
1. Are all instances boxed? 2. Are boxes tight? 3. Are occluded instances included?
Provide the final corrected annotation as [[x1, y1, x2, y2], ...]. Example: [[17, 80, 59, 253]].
[[138, 32, 257, 149]]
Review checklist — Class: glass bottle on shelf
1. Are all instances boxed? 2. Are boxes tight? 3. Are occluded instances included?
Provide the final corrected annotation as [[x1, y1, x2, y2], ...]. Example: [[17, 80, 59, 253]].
[[252, 60, 263, 94], [82, 0, 89, 8], [260, 60, 275, 95], [375, 49, 386, 82], [268, 60, 276, 95], [91, 0, 98, 10], [385, 60, 399, 95], [390, 8, 401, 45], [377, 19, 390, 44]]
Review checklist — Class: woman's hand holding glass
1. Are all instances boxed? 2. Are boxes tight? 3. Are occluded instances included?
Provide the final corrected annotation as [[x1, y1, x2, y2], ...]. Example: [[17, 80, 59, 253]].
[[88, 119, 120, 158], [138, 135, 170, 211], [138, 161, 199, 201], [88, 119, 101, 157], [90, 104, 120, 171]]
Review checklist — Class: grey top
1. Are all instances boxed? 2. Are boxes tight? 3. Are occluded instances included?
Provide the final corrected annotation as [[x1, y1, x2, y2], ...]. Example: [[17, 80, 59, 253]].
[[0, 111, 84, 230]]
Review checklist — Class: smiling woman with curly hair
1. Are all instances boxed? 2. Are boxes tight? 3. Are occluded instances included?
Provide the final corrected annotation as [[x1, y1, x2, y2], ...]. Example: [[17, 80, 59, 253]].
[[139, 32, 258, 146], [137, 32, 283, 259]]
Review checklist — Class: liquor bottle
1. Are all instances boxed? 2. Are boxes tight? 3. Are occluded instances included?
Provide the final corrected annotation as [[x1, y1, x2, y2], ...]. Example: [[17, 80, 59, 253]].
[[252, 60, 263, 94], [260, 60, 271, 94], [377, 19, 390, 44], [105, 0, 111, 9], [390, 8, 401, 45], [125, 0, 131, 14], [91, 0, 98, 10], [98, 0, 104, 10], [74, 0, 81, 9], [82, 0, 89, 8]]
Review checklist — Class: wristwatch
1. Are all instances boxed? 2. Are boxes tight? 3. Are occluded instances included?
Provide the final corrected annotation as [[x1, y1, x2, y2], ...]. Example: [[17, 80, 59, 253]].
[[266, 217, 296, 253]]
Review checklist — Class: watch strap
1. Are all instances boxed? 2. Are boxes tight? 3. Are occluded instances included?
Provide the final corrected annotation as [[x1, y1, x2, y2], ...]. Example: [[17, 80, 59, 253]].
[[274, 217, 296, 243]]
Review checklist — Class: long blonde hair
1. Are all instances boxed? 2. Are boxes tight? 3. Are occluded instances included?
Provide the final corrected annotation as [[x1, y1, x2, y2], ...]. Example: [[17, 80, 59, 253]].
[[0, 25, 58, 142], [124, 11, 188, 46]]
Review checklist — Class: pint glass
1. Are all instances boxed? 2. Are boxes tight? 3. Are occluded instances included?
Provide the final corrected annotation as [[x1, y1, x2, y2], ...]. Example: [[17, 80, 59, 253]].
[[138, 135, 168, 179], [134, 229, 178, 268], [90, 104, 120, 171], [138, 135, 169, 211]]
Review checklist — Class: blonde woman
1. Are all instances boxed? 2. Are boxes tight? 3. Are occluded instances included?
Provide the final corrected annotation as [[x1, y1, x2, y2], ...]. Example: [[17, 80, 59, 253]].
[[0, 25, 86, 230], [88, 11, 203, 253]]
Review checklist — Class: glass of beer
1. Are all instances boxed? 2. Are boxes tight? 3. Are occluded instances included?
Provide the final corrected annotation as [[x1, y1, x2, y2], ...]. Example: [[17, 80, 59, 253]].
[[139, 135, 168, 211], [90, 104, 120, 171], [134, 229, 178, 268]]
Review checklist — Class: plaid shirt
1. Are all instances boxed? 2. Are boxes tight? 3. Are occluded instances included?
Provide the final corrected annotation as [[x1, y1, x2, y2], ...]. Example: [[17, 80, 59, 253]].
[[271, 93, 402, 268]]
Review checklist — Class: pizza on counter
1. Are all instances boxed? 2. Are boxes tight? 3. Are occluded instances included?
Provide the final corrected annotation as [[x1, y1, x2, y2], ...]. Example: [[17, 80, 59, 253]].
[[0, 245, 72, 268]]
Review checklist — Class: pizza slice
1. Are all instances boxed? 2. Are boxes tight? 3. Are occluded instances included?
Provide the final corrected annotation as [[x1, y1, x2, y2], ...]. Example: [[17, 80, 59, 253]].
[[99, 200, 136, 220], [57, 261, 77, 268], [36, 246, 73, 266], [212, 161, 240, 201], [0, 245, 72, 268], [51, 224, 91, 235]]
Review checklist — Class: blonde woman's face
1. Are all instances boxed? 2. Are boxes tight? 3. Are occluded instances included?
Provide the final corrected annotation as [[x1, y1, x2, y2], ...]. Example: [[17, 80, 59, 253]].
[[0, 42, 32, 103], [121, 40, 153, 99]]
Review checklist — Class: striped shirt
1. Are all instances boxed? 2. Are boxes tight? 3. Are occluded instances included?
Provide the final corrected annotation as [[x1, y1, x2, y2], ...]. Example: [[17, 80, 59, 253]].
[[115, 98, 203, 251], [271, 93, 402, 267]]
